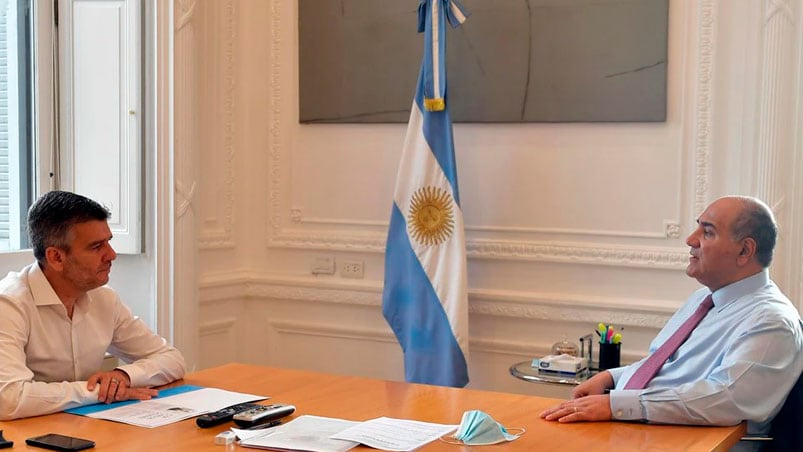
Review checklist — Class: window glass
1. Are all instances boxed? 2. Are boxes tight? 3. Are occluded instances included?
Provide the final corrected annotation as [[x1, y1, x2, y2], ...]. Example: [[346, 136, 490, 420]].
[[0, 0, 34, 252]]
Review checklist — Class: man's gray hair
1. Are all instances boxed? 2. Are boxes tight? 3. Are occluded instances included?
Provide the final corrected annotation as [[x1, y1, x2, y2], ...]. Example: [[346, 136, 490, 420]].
[[28, 191, 111, 265], [731, 196, 777, 268]]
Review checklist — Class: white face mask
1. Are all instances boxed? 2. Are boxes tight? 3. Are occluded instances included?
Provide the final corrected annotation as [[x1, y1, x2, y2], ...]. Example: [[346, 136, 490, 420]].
[[449, 410, 524, 445]]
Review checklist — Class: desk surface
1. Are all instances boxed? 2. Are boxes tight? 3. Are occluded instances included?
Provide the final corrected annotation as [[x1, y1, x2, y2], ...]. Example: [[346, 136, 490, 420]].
[[0, 363, 745, 451]]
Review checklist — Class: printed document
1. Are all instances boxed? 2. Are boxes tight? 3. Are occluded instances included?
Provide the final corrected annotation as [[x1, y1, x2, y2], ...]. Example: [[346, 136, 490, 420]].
[[66, 386, 266, 428], [239, 415, 359, 452], [330, 417, 457, 451]]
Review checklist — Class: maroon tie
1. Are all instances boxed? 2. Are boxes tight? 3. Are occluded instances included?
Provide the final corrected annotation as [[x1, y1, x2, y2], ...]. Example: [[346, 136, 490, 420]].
[[624, 294, 715, 390]]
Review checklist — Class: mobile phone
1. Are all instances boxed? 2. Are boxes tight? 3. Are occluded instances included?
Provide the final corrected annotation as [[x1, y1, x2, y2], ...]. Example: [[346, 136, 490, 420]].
[[25, 433, 95, 452]]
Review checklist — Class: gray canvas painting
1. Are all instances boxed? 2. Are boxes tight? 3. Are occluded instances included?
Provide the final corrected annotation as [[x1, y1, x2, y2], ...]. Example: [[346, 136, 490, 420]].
[[299, 0, 668, 123]]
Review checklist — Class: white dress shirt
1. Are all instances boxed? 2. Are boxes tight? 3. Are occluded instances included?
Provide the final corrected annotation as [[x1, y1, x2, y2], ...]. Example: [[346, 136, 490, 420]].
[[0, 263, 186, 420]]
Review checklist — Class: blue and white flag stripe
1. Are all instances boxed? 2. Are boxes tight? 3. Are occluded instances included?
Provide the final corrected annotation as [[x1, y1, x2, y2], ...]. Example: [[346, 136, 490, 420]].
[[383, 0, 469, 388], [419, 0, 468, 111]]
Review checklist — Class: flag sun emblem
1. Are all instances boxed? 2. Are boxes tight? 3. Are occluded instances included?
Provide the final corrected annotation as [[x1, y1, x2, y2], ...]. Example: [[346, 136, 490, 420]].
[[408, 186, 455, 246]]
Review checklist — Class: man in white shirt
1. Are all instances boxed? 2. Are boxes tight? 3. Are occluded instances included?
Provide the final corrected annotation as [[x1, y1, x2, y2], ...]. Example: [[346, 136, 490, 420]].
[[0, 191, 186, 420], [539, 196, 802, 449]]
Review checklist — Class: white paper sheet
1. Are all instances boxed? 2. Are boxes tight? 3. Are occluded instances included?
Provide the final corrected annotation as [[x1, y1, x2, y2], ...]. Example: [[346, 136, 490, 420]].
[[86, 387, 266, 428], [330, 417, 457, 452], [239, 415, 359, 452]]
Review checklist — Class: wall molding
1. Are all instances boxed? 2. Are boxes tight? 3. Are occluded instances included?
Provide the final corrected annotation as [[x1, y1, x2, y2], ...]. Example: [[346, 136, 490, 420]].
[[294, 211, 683, 240], [199, 272, 675, 329], [794, 0, 803, 310], [199, 317, 237, 336], [267, 0, 284, 233], [691, 0, 716, 217], [271, 320, 396, 344], [172, 0, 201, 370], [267, 229, 689, 269], [467, 239, 687, 269], [199, 0, 236, 250]]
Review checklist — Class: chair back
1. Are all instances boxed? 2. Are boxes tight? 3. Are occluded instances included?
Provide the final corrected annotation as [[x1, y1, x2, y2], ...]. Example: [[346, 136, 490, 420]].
[[766, 369, 803, 452]]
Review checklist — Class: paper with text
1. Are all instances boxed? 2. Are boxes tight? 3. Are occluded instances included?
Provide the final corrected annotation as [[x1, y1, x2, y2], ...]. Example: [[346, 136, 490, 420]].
[[84, 387, 266, 428], [239, 415, 359, 452], [330, 416, 457, 451]]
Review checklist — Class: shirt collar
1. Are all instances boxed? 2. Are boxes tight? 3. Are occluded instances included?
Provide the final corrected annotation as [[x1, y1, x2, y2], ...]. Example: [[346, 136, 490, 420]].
[[28, 262, 65, 307], [710, 269, 769, 308]]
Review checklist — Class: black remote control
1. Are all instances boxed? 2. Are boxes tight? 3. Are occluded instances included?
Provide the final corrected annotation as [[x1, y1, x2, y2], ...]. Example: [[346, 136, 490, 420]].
[[232, 404, 296, 428], [196, 402, 263, 428]]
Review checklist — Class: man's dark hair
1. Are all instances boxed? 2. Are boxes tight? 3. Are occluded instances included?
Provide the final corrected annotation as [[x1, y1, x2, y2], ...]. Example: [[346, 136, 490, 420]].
[[731, 197, 777, 268], [28, 191, 110, 265]]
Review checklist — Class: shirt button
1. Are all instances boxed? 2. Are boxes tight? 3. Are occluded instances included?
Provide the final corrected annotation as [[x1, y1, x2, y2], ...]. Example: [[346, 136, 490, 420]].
[[616, 410, 623, 417]]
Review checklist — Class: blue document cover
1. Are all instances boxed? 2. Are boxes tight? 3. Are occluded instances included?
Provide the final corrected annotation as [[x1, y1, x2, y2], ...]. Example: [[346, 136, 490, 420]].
[[66, 384, 204, 416]]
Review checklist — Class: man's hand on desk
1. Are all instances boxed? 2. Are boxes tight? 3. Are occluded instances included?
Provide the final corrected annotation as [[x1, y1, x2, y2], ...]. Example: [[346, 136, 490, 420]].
[[571, 370, 614, 399], [539, 395, 613, 423], [87, 369, 157, 403]]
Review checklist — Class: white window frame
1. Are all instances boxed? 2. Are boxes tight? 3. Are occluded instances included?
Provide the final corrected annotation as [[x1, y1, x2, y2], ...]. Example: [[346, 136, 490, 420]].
[[1, 0, 143, 262], [57, 0, 141, 253], [0, 0, 54, 268]]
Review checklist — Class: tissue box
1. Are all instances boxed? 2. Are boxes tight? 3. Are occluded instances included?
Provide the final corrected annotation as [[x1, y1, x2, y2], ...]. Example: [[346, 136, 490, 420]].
[[532, 354, 588, 375]]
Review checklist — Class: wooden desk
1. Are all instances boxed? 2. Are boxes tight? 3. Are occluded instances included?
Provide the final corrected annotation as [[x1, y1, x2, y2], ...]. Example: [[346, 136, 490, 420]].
[[0, 363, 745, 451]]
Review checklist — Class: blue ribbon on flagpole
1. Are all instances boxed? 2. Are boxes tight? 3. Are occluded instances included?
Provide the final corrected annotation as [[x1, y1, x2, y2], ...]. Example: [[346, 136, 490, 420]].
[[417, 0, 469, 111]]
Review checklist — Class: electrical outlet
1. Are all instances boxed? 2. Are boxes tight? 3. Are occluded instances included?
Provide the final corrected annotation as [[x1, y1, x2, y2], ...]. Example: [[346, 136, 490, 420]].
[[340, 260, 364, 279], [311, 256, 335, 275]]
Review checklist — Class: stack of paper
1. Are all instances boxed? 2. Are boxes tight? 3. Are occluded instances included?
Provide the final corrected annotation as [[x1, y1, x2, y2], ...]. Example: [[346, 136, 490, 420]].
[[66, 385, 266, 428], [239, 415, 457, 452]]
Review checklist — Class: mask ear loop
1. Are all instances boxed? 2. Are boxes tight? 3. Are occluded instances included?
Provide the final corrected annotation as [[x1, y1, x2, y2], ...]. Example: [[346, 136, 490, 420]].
[[506, 427, 526, 436], [437, 435, 464, 445], [437, 427, 527, 445]]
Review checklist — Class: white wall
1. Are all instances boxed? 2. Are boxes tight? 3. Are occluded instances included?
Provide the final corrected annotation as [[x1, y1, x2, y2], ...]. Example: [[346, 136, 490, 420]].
[[177, 0, 803, 397]]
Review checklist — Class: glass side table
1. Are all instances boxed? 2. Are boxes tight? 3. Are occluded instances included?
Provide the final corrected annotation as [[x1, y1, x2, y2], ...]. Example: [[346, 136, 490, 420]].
[[509, 360, 592, 386]]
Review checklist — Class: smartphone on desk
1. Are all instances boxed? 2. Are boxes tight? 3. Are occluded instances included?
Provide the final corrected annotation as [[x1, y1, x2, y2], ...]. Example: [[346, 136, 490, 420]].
[[26, 433, 95, 451]]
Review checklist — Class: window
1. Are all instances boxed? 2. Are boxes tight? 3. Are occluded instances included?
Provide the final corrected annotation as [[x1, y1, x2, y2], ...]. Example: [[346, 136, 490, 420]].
[[0, 0, 141, 256], [0, 0, 34, 252]]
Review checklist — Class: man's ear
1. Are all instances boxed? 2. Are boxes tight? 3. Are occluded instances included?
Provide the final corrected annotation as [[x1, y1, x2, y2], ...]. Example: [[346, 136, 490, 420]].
[[737, 237, 757, 265], [44, 246, 66, 272]]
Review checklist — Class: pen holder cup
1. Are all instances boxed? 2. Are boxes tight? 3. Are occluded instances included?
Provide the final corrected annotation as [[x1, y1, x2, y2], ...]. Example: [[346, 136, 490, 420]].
[[598, 343, 621, 370]]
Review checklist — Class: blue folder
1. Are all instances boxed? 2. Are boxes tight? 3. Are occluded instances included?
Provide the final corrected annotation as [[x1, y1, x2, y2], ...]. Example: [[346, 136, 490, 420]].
[[65, 384, 204, 416]]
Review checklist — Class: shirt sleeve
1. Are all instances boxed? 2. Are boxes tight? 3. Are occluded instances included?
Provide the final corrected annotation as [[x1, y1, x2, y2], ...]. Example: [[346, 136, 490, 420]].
[[106, 294, 186, 387], [608, 362, 640, 386], [0, 296, 98, 420], [609, 316, 802, 426]]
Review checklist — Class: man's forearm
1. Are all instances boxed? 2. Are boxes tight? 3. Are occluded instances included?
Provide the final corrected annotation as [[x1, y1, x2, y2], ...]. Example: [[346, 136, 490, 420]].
[[0, 380, 96, 420]]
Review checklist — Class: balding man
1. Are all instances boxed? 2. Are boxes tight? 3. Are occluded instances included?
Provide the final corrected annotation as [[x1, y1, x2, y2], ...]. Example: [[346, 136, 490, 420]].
[[540, 196, 803, 450]]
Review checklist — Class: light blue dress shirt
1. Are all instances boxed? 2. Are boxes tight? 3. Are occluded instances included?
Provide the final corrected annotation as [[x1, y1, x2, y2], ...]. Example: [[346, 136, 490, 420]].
[[608, 270, 802, 441]]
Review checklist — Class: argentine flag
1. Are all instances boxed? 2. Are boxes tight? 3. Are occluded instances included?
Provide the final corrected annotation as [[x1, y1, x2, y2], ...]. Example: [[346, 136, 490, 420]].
[[382, 0, 469, 388]]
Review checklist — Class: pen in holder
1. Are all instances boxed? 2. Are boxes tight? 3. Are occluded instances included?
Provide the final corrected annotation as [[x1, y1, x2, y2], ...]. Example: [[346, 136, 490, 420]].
[[598, 342, 621, 370]]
